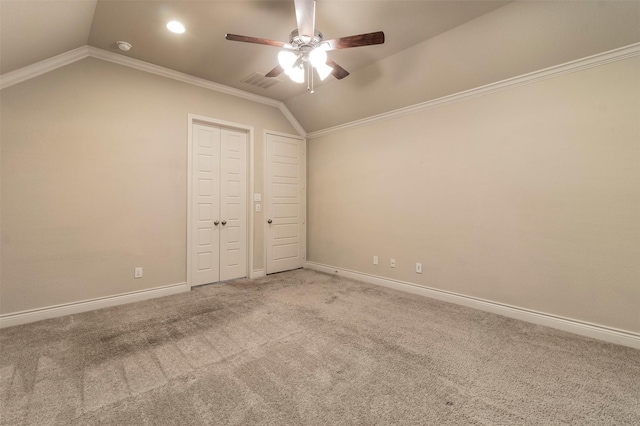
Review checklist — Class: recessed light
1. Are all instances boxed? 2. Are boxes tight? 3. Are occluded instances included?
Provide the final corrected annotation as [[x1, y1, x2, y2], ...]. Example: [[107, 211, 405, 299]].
[[167, 21, 185, 34]]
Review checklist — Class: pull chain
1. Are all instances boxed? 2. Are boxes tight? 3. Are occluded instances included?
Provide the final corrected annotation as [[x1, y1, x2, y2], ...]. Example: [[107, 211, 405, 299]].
[[310, 65, 315, 94]]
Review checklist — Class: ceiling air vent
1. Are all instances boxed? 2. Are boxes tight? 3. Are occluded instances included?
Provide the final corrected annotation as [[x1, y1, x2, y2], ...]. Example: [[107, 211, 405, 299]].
[[241, 72, 281, 89]]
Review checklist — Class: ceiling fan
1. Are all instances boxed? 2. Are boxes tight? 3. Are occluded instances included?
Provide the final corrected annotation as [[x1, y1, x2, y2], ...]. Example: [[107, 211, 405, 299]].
[[225, 0, 384, 91]]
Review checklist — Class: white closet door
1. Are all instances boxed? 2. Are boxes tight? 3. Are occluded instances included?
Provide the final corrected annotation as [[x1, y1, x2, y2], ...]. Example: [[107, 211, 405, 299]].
[[266, 133, 305, 274], [219, 128, 247, 281], [191, 124, 221, 286]]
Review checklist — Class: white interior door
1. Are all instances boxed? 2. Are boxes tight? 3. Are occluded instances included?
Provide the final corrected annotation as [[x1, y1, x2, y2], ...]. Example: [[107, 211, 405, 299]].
[[190, 121, 248, 286], [220, 128, 247, 281], [266, 133, 305, 274], [192, 124, 221, 286]]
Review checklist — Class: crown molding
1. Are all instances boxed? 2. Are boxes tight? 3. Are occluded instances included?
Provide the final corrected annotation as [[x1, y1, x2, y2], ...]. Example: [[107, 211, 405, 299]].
[[278, 104, 307, 137], [86, 47, 281, 106], [306, 42, 640, 139], [0, 45, 306, 137], [0, 46, 91, 90]]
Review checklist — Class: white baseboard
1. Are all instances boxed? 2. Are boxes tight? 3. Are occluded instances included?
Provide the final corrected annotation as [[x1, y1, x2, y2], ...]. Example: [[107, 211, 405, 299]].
[[0, 282, 189, 329], [305, 262, 640, 350]]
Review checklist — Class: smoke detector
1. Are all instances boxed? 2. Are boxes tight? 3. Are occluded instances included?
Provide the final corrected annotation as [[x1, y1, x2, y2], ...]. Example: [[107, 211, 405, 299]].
[[116, 41, 132, 52]]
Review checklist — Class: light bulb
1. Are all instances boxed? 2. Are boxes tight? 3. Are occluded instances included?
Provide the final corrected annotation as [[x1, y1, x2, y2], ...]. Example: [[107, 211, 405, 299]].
[[309, 48, 328, 68], [278, 51, 297, 70], [315, 62, 333, 81], [288, 65, 305, 83]]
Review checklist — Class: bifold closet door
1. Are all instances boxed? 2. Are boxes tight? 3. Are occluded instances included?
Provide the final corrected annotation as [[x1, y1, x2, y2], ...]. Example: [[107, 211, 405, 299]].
[[191, 124, 247, 286]]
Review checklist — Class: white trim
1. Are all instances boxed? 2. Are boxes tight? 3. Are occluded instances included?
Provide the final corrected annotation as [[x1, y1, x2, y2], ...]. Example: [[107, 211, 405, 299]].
[[249, 129, 256, 282], [0, 46, 90, 90], [262, 130, 304, 140], [187, 114, 254, 290], [88, 47, 306, 136], [278, 105, 306, 137], [302, 137, 307, 264], [0, 45, 306, 137], [262, 130, 269, 274], [304, 262, 640, 350], [187, 116, 194, 290], [251, 269, 266, 279], [189, 114, 255, 135], [0, 282, 188, 329], [88, 47, 280, 107], [306, 42, 640, 139]]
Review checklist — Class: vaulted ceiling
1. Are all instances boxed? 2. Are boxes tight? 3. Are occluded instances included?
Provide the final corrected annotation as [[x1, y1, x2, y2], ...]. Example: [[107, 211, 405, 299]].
[[0, 1, 510, 93], [1, 1, 639, 133]]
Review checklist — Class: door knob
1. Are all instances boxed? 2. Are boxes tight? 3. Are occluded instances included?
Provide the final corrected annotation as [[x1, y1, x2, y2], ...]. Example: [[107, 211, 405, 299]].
[[221, 220, 227, 225], [267, 219, 272, 224], [214, 221, 219, 226]]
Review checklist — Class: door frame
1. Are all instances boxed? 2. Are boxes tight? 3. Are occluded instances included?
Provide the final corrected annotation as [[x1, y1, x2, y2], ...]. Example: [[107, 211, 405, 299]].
[[263, 130, 307, 275], [187, 114, 255, 290]]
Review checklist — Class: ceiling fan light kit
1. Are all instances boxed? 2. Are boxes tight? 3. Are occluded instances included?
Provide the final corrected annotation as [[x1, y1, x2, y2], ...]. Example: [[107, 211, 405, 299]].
[[308, 47, 327, 68], [314, 62, 333, 81], [225, 0, 384, 93], [286, 65, 305, 84], [278, 51, 297, 69], [277, 34, 332, 84]]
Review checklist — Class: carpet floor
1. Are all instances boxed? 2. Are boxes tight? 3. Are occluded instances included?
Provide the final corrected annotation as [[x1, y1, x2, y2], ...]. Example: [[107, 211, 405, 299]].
[[1, 269, 639, 425]]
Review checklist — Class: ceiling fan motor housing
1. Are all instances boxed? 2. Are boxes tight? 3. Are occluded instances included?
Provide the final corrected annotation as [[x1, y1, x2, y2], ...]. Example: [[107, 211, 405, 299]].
[[224, 0, 385, 83], [289, 29, 324, 51]]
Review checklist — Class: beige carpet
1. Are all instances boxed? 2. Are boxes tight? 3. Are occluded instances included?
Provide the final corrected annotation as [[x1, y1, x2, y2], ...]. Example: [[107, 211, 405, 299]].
[[1, 269, 639, 425]]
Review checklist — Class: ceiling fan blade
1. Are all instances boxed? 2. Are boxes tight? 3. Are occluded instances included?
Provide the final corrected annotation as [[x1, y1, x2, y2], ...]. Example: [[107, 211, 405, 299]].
[[225, 34, 291, 48], [323, 31, 385, 51], [294, 0, 315, 38], [265, 65, 284, 78], [326, 59, 350, 80]]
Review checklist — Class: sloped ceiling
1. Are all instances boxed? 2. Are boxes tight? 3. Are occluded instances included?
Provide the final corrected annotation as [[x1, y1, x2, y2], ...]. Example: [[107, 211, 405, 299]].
[[0, 0, 97, 73], [1, 1, 639, 133], [290, 0, 640, 132]]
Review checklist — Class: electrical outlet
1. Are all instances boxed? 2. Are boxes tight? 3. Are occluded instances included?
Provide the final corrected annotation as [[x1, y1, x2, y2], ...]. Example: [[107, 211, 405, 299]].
[[255, 204, 261, 212], [391, 259, 396, 268], [416, 263, 422, 274], [373, 256, 379, 265], [134, 267, 143, 278]]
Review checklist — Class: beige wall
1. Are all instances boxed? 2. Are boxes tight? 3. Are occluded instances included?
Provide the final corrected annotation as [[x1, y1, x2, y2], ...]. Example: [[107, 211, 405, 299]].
[[0, 57, 297, 314], [307, 57, 640, 333]]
